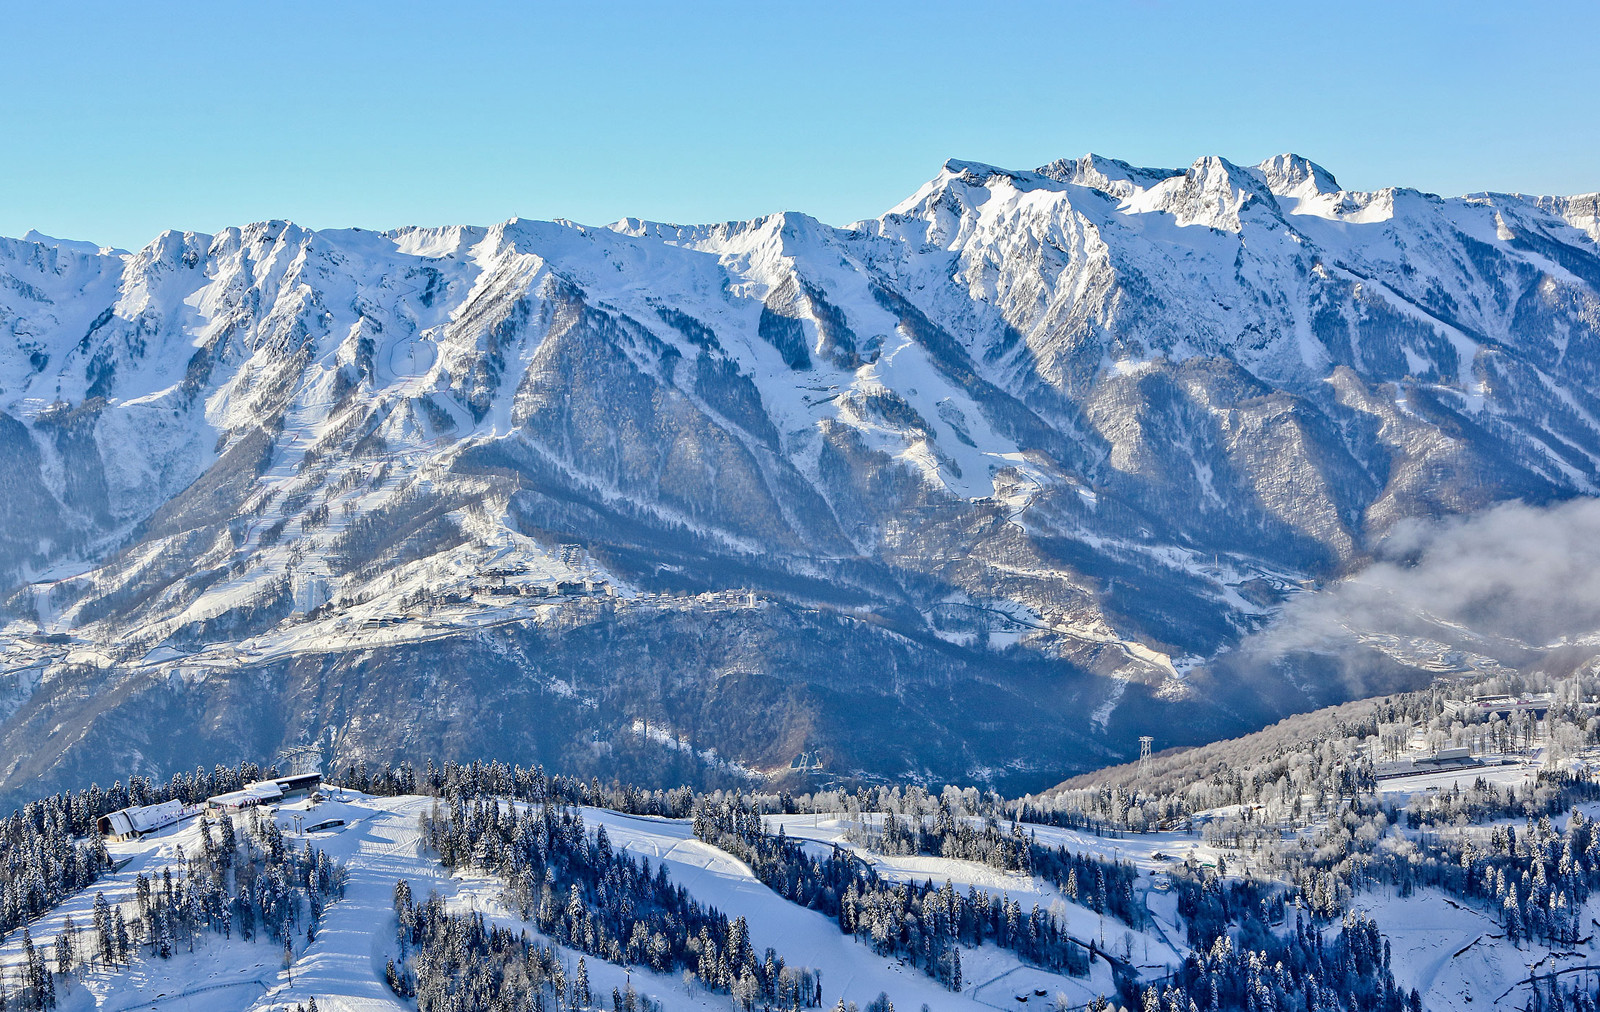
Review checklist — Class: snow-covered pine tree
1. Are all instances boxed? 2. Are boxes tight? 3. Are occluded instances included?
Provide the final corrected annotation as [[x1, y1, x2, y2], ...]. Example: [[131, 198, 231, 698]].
[[574, 956, 591, 1008]]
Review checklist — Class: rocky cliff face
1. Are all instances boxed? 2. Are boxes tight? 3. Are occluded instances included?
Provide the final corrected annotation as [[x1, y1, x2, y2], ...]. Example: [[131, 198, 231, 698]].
[[2, 154, 1598, 802]]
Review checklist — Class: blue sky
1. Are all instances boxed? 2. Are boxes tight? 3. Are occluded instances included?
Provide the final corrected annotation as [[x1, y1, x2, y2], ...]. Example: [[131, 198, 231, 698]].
[[4, 1, 1596, 250]]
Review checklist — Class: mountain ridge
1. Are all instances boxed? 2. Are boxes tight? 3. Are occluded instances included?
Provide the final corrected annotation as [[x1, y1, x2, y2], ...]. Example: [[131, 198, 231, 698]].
[[1, 153, 1598, 805]]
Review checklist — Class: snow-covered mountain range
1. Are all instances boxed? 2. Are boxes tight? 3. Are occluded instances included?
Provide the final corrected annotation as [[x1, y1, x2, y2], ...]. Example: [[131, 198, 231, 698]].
[[2, 153, 1599, 803]]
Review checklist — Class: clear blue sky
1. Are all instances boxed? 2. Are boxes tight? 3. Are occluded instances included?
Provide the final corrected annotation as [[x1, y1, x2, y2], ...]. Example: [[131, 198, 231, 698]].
[[4, 1, 1597, 251]]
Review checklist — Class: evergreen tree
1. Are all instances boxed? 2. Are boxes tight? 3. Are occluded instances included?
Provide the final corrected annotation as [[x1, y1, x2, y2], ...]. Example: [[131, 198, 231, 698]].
[[112, 908, 131, 966], [52, 930, 71, 979], [93, 893, 112, 966], [575, 956, 592, 1008]]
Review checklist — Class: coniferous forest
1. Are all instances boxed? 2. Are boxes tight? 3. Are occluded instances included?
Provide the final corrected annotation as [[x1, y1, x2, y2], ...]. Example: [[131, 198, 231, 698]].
[[0, 803, 343, 1011], [11, 669, 1600, 1010]]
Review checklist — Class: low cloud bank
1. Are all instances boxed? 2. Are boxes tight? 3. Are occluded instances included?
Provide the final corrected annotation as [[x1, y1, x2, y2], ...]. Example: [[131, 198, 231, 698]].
[[1249, 497, 1600, 662]]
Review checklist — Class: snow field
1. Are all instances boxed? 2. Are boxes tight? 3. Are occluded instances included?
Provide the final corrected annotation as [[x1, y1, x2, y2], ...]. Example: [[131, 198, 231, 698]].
[[3, 794, 1208, 1011]]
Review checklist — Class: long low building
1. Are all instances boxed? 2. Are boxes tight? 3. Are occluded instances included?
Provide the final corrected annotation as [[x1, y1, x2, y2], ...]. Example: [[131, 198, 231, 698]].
[[207, 781, 284, 811], [97, 800, 185, 839], [206, 772, 323, 812], [274, 772, 322, 797], [1441, 694, 1554, 720], [96, 772, 323, 838]]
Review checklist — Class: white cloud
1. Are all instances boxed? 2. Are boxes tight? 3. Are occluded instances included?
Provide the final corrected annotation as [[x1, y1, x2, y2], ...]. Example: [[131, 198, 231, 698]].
[[1251, 497, 1600, 660]]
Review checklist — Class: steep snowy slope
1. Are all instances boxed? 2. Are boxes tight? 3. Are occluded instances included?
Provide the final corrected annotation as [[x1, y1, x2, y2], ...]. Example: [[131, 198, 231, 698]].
[[1, 154, 1599, 802]]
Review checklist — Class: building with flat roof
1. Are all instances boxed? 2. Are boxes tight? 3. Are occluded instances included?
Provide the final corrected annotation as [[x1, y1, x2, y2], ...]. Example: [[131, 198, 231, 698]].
[[205, 772, 322, 813], [1441, 694, 1552, 720]]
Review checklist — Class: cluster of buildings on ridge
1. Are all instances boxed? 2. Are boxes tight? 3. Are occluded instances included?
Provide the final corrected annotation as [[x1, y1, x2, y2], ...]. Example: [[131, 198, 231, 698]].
[[95, 771, 323, 840]]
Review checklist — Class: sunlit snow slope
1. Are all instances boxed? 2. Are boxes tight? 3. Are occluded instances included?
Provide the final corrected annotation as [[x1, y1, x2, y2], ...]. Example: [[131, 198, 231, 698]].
[[2, 155, 1599, 801]]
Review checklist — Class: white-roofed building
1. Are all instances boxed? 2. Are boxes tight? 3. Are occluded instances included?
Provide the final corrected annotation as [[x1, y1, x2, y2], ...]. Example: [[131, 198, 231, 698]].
[[206, 780, 284, 812], [97, 800, 185, 839]]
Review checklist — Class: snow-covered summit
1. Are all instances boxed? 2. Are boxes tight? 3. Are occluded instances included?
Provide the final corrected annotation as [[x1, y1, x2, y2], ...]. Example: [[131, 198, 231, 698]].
[[1253, 152, 1341, 198], [1, 153, 1599, 800], [19, 227, 128, 257]]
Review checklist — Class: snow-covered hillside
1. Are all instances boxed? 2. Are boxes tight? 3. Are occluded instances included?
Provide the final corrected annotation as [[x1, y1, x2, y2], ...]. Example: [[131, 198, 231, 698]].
[[13, 781, 1594, 1012], [0, 792, 1182, 1012], [2, 154, 1600, 800]]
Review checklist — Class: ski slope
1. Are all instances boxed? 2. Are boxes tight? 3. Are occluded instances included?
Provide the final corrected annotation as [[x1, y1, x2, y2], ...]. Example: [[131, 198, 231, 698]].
[[3, 794, 1155, 1011], [10, 789, 1595, 1010]]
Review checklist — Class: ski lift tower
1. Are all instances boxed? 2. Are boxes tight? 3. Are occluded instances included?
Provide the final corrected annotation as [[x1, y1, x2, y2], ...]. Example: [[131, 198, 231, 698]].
[[1138, 736, 1154, 778], [276, 745, 324, 778]]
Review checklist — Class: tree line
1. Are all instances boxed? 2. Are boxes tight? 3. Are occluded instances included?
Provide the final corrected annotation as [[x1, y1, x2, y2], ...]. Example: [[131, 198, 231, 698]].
[[0, 808, 344, 1012], [406, 794, 824, 1010], [693, 793, 1098, 989]]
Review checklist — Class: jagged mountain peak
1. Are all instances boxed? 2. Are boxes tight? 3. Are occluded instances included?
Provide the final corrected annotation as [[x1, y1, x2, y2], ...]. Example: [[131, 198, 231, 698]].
[[888, 153, 1297, 236], [880, 158, 1053, 223], [3, 154, 1600, 799], [1254, 153, 1341, 199], [934, 157, 1058, 190], [126, 227, 213, 270], [1136, 154, 1283, 230], [1035, 153, 1183, 198]]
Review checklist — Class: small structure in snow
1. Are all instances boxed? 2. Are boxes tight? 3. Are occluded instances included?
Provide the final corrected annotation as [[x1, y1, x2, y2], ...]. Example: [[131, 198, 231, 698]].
[[788, 751, 825, 771]]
